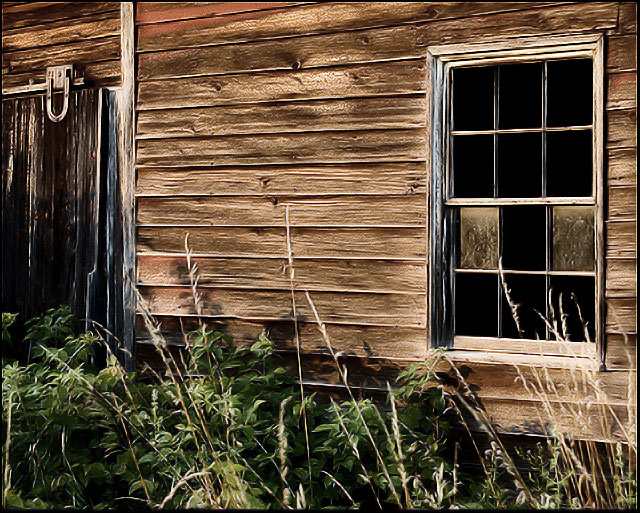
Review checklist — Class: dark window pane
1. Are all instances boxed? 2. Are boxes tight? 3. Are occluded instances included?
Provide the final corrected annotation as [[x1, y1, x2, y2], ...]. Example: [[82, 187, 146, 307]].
[[500, 274, 547, 339], [501, 205, 546, 271], [546, 130, 592, 197], [452, 66, 495, 131], [452, 134, 494, 197], [548, 276, 595, 342], [497, 132, 542, 197], [498, 62, 543, 129], [455, 273, 498, 336], [547, 59, 593, 127], [552, 206, 595, 271]]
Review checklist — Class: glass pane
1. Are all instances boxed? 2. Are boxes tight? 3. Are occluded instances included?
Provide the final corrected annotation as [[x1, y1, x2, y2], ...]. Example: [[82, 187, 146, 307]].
[[497, 132, 542, 197], [548, 276, 595, 342], [547, 59, 593, 127], [452, 135, 494, 197], [459, 207, 499, 269], [546, 130, 592, 197], [501, 205, 546, 271], [552, 206, 595, 271], [455, 273, 498, 336], [452, 66, 495, 131], [500, 274, 547, 339], [498, 62, 543, 129]]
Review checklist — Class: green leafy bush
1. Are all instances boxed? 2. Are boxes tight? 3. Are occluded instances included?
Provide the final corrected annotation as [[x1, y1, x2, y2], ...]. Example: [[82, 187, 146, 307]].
[[2, 307, 454, 509], [2, 307, 635, 509]]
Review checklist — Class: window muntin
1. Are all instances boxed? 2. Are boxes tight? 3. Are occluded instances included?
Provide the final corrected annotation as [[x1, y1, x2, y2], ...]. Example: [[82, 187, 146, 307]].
[[437, 50, 602, 349]]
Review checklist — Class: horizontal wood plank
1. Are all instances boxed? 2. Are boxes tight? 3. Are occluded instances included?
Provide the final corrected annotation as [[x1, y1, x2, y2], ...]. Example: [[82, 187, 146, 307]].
[[605, 333, 637, 370], [136, 162, 427, 196], [606, 71, 636, 110], [135, 2, 597, 53], [606, 220, 636, 258], [2, 2, 120, 30], [606, 297, 637, 334], [607, 184, 637, 219], [138, 285, 427, 326], [137, 255, 427, 293], [606, 108, 636, 148], [1, 59, 121, 89], [2, 36, 120, 75], [135, 314, 428, 359], [136, 129, 427, 167], [136, 60, 426, 110], [617, 2, 637, 34], [605, 258, 637, 298], [136, 4, 618, 80], [137, 226, 427, 259], [137, 23, 423, 80], [136, 96, 426, 138], [136, 2, 300, 25], [137, 195, 427, 227], [138, 2, 560, 52], [606, 34, 637, 72], [2, 11, 120, 51], [607, 147, 637, 185]]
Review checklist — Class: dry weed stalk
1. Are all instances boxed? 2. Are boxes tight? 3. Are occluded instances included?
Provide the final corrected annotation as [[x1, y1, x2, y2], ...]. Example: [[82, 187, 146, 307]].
[[283, 204, 313, 497], [497, 265, 637, 509]]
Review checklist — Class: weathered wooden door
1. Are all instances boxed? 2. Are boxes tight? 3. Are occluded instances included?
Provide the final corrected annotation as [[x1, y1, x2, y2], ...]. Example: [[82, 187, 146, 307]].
[[2, 89, 115, 357]]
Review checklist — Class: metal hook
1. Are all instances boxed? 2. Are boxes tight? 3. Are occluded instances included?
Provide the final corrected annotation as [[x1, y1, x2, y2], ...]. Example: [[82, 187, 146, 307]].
[[46, 65, 73, 122]]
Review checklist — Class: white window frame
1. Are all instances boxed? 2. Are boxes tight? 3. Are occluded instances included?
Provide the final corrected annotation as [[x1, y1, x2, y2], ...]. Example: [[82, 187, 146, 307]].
[[426, 34, 604, 362]]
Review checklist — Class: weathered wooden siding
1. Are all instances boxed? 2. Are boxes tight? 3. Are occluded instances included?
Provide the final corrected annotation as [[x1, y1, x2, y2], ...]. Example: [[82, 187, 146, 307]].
[[133, 2, 637, 438], [2, 2, 121, 89], [1, 90, 106, 354]]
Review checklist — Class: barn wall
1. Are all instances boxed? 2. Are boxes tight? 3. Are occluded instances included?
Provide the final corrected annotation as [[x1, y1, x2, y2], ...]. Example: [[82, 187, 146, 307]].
[[2, 2, 122, 89], [133, 2, 636, 439]]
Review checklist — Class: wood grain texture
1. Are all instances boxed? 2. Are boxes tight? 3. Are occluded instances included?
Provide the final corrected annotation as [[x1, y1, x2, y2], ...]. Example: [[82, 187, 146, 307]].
[[606, 72, 636, 110], [135, 314, 428, 359], [137, 23, 423, 80], [606, 258, 637, 298], [137, 226, 427, 259], [607, 185, 637, 219], [2, 11, 120, 51], [138, 285, 427, 327], [135, 2, 593, 53], [136, 96, 426, 138], [617, 2, 637, 34], [606, 297, 637, 334], [137, 255, 427, 293], [137, 60, 426, 110], [606, 220, 637, 258], [137, 195, 427, 227], [136, 162, 427, 196], [2, 36, 120, 75], [606, 34, 637, 72], [2, 2, 120, 30], [607, 147, 637, 185], [605, 334, 636, 370], [606, 108, 637, 148], [1, 59, 121, 89], [136, 129, 427, 167], [136, 4, 618, 80], [136, 2, 300, 24]]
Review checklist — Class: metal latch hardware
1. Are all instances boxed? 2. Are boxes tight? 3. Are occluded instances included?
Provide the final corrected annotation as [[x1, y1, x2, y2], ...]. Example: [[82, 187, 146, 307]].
[[46, 65, 73, 122], [1, 64, 85, 122]]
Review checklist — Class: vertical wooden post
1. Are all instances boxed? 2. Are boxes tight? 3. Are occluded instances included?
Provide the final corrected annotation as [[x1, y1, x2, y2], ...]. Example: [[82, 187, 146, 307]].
[[118, 2, 135, 371]]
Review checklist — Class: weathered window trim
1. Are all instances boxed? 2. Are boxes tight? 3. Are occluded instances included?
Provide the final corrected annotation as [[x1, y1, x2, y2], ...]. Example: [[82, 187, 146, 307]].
[[427, 34, 605, 363]]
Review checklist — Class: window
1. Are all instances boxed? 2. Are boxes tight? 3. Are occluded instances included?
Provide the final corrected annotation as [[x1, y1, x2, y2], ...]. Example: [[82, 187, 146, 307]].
[[428, 36, 604, 358]]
